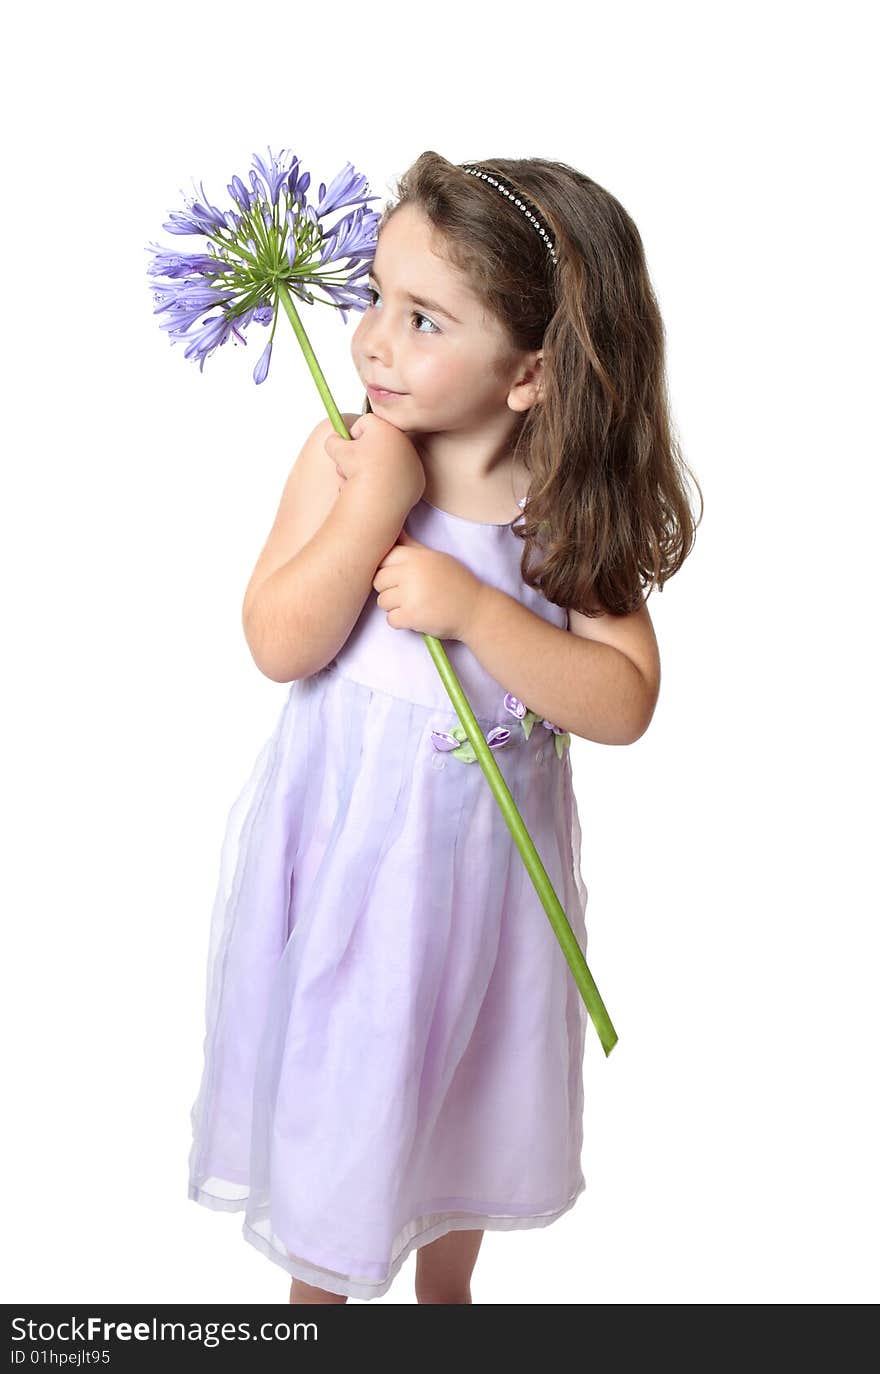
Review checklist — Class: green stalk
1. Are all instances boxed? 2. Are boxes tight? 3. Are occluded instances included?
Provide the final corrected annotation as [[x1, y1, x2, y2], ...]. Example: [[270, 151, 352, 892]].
[[277, 281, 347, 432], [276, 281, 618, 1056]]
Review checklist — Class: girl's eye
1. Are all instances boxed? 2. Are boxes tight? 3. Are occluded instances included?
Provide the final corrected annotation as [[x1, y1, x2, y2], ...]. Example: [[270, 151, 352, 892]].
[[367, 286, 440, 334]]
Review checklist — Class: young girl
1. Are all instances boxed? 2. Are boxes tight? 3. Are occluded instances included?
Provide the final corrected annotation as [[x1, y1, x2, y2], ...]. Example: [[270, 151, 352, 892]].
[[187, 152, 699, 1304]]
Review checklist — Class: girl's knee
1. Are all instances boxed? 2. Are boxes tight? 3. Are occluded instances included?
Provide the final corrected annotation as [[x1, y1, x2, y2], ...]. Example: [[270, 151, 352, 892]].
[[415, 1281, 473, 1304], [414, 1227, 484, 1301]]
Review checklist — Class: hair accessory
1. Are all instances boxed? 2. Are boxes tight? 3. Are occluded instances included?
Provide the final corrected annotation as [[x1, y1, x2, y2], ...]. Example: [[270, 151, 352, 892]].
[[460, 165, 558, 266]]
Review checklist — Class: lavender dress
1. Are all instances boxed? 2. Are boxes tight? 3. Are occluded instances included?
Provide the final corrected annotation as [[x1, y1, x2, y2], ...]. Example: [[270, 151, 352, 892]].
[[187, 494, 590, 1300]]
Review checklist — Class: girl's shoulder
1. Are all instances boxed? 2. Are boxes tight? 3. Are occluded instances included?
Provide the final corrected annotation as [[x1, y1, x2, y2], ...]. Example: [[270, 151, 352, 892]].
[[242, 412, 360, 627]]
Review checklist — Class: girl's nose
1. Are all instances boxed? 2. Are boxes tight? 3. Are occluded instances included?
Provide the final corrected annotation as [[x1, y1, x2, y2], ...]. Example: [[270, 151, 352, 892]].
[[360, 310, 393, 361], [367, 330, 392, 364]]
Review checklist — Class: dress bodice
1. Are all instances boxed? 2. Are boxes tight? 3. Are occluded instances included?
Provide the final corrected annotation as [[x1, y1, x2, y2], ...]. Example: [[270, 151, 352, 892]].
[[331, 496, 568, 721]]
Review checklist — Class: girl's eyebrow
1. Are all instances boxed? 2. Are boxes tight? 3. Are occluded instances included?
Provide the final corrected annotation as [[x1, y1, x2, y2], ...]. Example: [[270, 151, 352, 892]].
[[368, 266, 462, 324]]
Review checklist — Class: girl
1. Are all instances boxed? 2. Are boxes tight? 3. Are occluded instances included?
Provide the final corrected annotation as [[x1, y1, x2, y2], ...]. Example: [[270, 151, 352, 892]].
[[187, 152, 699, 1304]]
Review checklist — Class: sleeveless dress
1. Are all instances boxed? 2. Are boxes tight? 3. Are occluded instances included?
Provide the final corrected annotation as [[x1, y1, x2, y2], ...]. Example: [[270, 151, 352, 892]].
[[187, 493, 591, 1300]]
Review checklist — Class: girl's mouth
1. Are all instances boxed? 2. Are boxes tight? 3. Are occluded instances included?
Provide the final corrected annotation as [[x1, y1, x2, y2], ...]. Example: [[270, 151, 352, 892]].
[[366, 383, 406, 400]]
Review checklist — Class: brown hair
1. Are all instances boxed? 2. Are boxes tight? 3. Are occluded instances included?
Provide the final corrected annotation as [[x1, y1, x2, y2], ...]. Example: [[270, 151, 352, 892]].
[[361, 150, 702, 618]]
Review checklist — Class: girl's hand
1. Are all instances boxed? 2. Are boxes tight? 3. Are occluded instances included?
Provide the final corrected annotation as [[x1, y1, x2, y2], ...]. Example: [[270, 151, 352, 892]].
[[372, 531, 484, 641], [325, 413, 426, 517]]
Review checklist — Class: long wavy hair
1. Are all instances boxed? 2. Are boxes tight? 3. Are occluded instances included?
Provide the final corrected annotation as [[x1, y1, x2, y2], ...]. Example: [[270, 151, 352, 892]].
[[361, 150, 702, 618]]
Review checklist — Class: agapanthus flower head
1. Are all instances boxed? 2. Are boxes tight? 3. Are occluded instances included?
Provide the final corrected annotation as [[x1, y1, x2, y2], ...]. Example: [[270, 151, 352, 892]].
[[146, 146, 381, 383]]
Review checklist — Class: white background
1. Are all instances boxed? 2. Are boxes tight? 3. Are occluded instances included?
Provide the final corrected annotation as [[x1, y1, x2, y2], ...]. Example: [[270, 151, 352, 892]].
[[2, 0, 876, 1305]]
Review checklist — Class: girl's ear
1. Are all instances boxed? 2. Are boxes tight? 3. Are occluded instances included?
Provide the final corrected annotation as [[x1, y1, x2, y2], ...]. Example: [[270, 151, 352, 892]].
[[509, 349, 544, 411], [533, 350, 545, 402]]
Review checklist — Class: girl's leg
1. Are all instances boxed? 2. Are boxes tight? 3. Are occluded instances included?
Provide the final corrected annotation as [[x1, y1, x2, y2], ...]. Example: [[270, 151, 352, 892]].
[[415, 1228, 484, 1304], [289, 1277, 348, 1304]]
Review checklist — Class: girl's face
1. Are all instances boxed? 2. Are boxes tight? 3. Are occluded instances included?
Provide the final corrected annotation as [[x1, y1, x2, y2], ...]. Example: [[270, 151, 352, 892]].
[[351, 204, 537, 437]]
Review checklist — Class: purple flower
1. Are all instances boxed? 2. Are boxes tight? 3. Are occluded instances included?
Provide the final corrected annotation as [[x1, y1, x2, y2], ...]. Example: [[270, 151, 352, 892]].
[[430, 724, 513, 763], [503, 693, 528, 720], [253, 339, 272, 385], [146, 146, 382, 379], [502, 692, 571, 756], [486, 726, 512, 748], [430, 730, 461, 753]]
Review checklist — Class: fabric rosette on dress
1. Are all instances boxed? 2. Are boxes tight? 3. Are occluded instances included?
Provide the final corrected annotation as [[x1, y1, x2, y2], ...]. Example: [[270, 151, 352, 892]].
[[430, 692, 571, 764]]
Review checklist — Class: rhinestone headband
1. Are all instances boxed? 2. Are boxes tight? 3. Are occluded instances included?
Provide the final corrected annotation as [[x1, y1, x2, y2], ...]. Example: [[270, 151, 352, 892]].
[[461, 165, 558, 266]]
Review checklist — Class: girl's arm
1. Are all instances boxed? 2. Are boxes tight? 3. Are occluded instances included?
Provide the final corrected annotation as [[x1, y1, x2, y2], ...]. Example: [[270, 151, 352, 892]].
[[243, 417, 408, 682], [460, 588, 660, 746]]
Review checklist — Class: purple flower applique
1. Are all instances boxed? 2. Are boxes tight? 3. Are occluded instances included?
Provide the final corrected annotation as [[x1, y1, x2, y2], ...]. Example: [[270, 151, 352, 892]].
[[430, 724, 513, 764], [503, 693, 571, 759]]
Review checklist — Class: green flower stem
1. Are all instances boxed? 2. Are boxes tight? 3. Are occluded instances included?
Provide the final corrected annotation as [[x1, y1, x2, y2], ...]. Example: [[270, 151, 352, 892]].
[[277, 282, 347, 433], [277, 282, 618, 1057], [425, 638, 618, 1057]]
